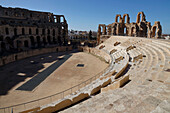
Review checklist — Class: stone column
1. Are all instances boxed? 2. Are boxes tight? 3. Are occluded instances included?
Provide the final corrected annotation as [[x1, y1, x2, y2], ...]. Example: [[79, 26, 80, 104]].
[[102, 25, 106, 35]]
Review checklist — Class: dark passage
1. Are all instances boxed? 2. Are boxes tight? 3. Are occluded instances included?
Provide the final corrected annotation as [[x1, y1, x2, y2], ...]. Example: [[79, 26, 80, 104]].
[[77, 64, 84, 67], [16, 54, 72, 91]]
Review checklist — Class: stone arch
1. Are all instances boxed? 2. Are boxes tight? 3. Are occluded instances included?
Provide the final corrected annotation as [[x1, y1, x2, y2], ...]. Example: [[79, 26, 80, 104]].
[[115, 14, 122, 23], [30, 36, 35, 46], [43, 37, 47, 45], [14, 28, 17, 36], [42, 29, 45, 35], [0, 36, 3, 41], [53, 29, 55, 36], [29, 28, 32, 35], [5, 37, 13, 49], [124, 26, 128, 36], [24, 40, 29, 47], [36, 28, 39, 35], [1, 42, 6, 51], [16, 40, 22, 48], [60, 16, 64, 23], [53, 37, 56, 43], [48, 29, 50, 35], [36, 36, 41, 47], [47, 36, 51, 44], [136, 12, 146, 23], [151, 21, 162, 38], [15, 55, 18, 61], [5, 27, 9, 35], [122, 14, 130, 23]]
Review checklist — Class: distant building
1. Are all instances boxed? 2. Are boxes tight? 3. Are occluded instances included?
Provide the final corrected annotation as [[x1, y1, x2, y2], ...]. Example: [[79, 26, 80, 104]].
[[68, 30, 88, 40], [68, 30, 97, 40], [0, 6, 68, 55]]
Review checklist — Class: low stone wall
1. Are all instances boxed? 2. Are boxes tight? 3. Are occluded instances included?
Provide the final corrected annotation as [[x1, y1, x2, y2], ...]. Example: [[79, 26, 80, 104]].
[[101, 74, 129, 92], [0, 46, 72, 66]]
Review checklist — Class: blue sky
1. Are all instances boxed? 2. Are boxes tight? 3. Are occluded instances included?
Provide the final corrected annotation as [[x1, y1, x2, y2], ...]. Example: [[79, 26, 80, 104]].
[[0, 0, 170, 33]]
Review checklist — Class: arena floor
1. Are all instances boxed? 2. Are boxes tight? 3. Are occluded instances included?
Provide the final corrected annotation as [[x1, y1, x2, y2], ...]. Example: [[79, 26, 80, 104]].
[[0, 51, 108, 107]]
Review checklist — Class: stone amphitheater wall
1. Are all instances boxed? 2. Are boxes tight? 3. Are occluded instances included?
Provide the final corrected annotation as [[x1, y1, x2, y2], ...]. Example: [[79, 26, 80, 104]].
[[0, 46, 72, 66]]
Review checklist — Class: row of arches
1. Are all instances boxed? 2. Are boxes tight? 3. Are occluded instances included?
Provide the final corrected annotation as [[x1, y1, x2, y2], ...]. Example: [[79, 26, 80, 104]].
[[115, 12, 145, 24], [0, 35, 63, 53], [115, 14, 130, 24], [4, 27, 57, 36]]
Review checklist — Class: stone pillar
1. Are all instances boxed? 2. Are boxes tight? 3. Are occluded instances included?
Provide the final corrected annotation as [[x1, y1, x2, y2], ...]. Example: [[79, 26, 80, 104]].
[[107, 26, 111, 35], [28, 39, 31, 48], [97, 25, 101, 45], [102, 25, 106, 35]]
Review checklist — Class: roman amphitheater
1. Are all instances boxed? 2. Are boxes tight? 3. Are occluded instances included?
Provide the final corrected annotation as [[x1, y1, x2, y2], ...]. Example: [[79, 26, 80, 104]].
[[0, 6, 170, 113]]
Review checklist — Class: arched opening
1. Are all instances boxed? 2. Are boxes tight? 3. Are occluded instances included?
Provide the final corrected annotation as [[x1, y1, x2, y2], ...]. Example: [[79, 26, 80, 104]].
[[15, 55, 18, 61], [123, 14, 130, 24], [5, 37, 13, 48], [58, 36, 61, 45], [115, 15, 121, 23], [14, 28, 17, 36], [22, 28, 25, 35], [5, 28, 9, 35], [1, 42, 6, 51], [56, 48, 58, 52], [42, 29, 45, 35], [47, 36, 51, 44], [36, 36, 41, 47], [117, 16, 120, 23], [60, 17, 64, 23], [30, 36, 35, 46], [152, 27, 156, 38], [16, 40, 22, 48], [124, 27, 128, 36], [36, 28, 39, 35], [53, 37, 56, 44], [48, 29, 50, 35], [0, 36, 3, 41], [43, 37, 47, 45], [136, 12, 145, 23], [29, 28, 32, 35], [24, 40, 29, 47], [53, 29, 55, 36]]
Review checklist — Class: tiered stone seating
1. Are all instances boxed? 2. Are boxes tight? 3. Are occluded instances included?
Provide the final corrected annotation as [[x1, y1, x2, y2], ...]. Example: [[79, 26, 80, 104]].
[[60, 36, 169, 113], [19, 36, 170, 113]]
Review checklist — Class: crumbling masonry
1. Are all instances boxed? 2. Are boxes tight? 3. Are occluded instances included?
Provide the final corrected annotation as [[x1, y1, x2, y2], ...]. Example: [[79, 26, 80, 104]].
[[97, 12, 162, 45], [0, 6, 68, 54]]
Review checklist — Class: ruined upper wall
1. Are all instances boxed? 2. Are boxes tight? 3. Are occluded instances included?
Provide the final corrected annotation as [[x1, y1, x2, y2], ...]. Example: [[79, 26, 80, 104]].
[[0, 5, 67, 25]]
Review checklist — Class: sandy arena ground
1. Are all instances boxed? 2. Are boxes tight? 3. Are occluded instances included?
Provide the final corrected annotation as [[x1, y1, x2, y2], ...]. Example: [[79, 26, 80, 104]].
[[0, 51, 108, 108]]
